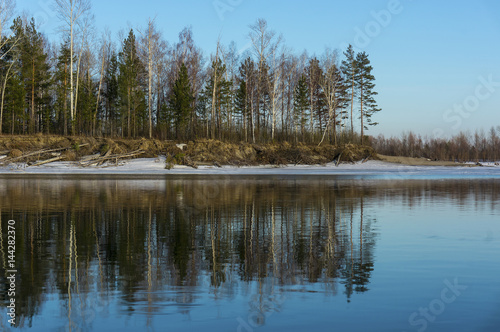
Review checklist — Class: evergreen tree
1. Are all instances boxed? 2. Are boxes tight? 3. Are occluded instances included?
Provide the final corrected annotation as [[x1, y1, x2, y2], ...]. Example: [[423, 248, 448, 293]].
[[294, 74, 309, 141], [355, 52, 380, 144], [103, 51, 119, 136], [202, 58, 231, 139], [118, 29, 147, 137], [0, 32, 22, 134], [54, 41, 72, 135], [17, 17, 51, 133], [237, 57, 256, 142], [341, 44, 357, 136], [4, 71, 26, 134], [76, 68, 97, 135], [169, 63, 193, 139], [234, 79, 248, 140], [306, 57, 325, 135]]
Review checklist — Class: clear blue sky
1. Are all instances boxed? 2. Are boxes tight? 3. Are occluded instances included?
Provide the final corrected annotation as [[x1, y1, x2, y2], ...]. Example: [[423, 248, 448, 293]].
[[17, 0, 500, 138]]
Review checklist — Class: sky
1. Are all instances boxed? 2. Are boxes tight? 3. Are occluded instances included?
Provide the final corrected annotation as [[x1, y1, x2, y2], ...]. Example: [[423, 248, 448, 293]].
[[14, 0, 500, 138]]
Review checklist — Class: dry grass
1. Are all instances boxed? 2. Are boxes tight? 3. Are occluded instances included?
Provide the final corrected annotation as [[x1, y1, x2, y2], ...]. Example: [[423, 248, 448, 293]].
[[376, 154, 470, 166], [0, 135, 378, 167]]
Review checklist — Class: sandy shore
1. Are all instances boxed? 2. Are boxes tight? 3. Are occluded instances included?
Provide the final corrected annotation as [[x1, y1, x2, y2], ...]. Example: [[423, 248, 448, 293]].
[[376, 154, 472, 167]]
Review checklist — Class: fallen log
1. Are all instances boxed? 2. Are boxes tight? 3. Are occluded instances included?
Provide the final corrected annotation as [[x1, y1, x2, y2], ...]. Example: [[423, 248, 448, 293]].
[[9, 143, 89, 162], [10, 147, 70, 161], [80, 153, 101, 162], [80, 150, 146, 167], [28, 156, 66, 167]]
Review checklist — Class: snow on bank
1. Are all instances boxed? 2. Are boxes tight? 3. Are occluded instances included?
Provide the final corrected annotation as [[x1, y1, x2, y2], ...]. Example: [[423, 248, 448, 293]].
[[1, 157, 500, 179]]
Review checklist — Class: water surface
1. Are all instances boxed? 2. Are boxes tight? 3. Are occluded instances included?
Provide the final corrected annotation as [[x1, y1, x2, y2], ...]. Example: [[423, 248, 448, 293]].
[[0, 176, 499, 332]]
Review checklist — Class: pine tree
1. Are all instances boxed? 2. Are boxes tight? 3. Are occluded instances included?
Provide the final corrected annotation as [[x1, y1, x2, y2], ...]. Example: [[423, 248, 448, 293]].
[[0, 32, 22, 134], [54, 42, 72, 135], [18, 17, 51, 133], [234, 79, 248, 140], [237, 57, 256, 142], [169, 63, 193, 139], [202, 58, 231, 140], [306, 57, 325, 136], [294, 74, 309, 141], [355, 52, 380, 145], [341, 44, 357, 137], [4, 72, 26, 134]]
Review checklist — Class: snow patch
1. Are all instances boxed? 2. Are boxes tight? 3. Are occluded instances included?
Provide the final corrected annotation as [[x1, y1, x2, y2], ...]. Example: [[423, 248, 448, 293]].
[[1, 157, 500, 178]]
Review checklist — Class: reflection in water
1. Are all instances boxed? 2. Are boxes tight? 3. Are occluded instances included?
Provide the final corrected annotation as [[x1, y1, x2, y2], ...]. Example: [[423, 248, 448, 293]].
[[0, 177, 498, 331]]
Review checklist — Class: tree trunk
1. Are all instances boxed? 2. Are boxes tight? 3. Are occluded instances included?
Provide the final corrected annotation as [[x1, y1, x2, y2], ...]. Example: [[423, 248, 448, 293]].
[[0, 59, 15, 134]]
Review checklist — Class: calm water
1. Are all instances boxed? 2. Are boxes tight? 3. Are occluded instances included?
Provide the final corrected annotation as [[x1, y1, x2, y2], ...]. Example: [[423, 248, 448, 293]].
[[0, 176, 499, 332]]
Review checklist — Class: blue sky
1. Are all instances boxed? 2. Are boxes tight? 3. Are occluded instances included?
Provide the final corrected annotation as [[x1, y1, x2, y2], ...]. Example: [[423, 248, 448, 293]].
[[17, 0, 500, 138]]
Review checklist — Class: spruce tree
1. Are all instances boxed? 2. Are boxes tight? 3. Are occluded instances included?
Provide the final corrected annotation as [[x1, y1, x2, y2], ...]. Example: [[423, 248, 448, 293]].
[[355, 52, 380, 145], [103, 51, 119, 136], [294, 74, 309, 141], [118, 29, 147, 137], [169, 63, 193, 139]]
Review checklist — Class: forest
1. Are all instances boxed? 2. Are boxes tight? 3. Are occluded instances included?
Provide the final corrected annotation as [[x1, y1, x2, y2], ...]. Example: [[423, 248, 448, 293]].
[[0, 0, 380, 145], [373, 128, 500, 163]]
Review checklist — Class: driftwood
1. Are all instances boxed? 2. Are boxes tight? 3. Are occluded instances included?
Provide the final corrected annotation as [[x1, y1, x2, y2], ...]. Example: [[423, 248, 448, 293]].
[[80, 150, 146, 167], [80, 153, 101, 162], [7, 143, 89, 162], [28, 156, 66, 167], [335, 152, 343, 167], [184, 156, 198, 169], [96, 148, 113, 166]]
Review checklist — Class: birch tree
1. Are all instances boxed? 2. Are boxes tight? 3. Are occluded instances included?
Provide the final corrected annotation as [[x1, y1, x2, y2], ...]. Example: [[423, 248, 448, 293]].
[[139, 18, 162, 138], [248, 18, 281, 141], [0, 0, 15, 59], [318, 49, 347, 146], [54, 0, 92, 134]]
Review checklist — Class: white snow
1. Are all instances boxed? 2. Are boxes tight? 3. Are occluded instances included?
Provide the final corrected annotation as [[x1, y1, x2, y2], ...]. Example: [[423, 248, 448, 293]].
[[1, 157, 500, 178]]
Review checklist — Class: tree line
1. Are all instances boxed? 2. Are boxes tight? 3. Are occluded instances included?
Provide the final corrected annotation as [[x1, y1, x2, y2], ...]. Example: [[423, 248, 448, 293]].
[[371, 128, 500, 162], [0, 0, 380, 145]]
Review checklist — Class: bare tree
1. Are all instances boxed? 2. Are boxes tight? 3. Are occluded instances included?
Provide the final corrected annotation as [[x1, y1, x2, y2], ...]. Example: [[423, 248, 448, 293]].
[[0, 48, 16, 134], [248, 18, 282, 141], [267, 46, 284, 141], [0, 1, 18, 134], [318, 49, 344, 146], [0, 0, 16, 58], [210, 38, 223, 139], [94, 31, 111, 136], [54, 0, 93, 134], [138, 18, 162, 138]]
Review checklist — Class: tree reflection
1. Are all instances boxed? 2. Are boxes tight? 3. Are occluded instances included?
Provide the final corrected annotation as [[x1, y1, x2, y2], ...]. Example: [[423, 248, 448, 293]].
[[0, 177, 498, 328]]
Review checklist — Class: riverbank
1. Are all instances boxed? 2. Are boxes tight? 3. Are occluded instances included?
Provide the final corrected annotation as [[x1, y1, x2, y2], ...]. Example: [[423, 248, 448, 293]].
[[1, 136, 498, 176], [0, 135, 375, 168]]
